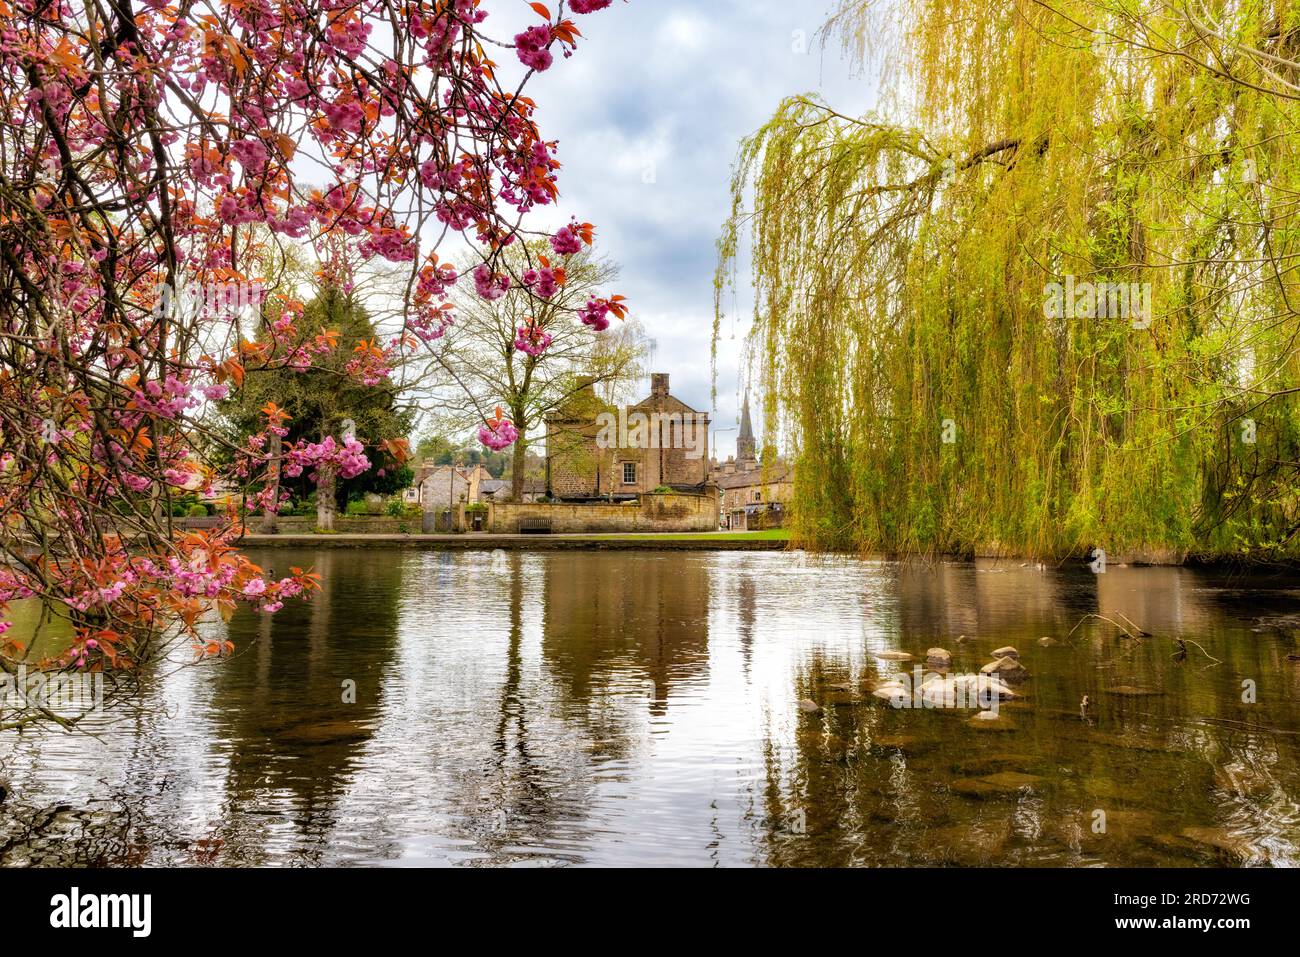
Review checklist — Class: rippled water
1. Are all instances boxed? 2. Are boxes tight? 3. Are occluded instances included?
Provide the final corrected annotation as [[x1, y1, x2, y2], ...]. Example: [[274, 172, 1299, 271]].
[[3, 549, 1300, 866]]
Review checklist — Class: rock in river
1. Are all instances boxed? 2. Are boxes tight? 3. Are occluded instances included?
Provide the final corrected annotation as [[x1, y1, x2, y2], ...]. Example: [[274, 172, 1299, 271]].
[[798, 699, 822, 715], [926, 647, 953, 669], [980, 656, 1030, 684], [951, 771, 1042, 798], [991, 646, 1020, 660], [874, 651, 914, 661], [968, 712, 1018, 731]]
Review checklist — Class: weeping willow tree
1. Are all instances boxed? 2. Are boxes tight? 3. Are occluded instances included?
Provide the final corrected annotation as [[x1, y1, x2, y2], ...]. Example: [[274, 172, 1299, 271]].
[[717, 0, 1300, 559]]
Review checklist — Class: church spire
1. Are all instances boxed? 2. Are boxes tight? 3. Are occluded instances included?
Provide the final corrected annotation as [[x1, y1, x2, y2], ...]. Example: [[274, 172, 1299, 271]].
[[737, 390, 756, 463]]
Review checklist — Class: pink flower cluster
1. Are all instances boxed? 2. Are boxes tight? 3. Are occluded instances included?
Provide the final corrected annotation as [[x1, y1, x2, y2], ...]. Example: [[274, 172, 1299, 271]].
[[550, 222, 584, 255], [514, 322, 553, 358], [473, 263, 511, 301], [479, 419, 520, 451], [132, 375, 198, 420], [571, 0, 614, 11], [523, 265, 561, 299], [514, 25, 554, 72], [284, 436, 370, 482], [580, 298, 613, 331]]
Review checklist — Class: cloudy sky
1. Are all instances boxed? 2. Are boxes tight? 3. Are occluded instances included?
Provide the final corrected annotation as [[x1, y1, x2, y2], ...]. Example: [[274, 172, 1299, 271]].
[[498, 1, 876, 459]]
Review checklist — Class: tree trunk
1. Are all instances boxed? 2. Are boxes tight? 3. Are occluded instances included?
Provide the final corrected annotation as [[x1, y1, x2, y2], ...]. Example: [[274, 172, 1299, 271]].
[[260, 430, 282, 534], [511, 437, 527, 502], [316, 461, 337, 532], [510, 411, 528, 501]]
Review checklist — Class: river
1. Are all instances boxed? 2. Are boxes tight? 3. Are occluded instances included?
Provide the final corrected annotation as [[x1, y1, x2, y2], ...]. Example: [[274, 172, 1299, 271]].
[[2, 548, 1298, 866]]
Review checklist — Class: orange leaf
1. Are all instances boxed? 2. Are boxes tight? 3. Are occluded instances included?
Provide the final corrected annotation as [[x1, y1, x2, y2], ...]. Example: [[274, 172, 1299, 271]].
[[529, 2, 551, 20]]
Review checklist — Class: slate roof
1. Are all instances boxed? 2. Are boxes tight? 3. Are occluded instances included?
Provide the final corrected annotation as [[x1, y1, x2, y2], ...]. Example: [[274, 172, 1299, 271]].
[[714, 462, 792, 490]]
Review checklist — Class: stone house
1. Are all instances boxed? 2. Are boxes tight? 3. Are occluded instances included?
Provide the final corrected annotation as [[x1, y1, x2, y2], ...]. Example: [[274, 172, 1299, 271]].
[[546, 373, 711, 502], [403, 464, 492, 509]]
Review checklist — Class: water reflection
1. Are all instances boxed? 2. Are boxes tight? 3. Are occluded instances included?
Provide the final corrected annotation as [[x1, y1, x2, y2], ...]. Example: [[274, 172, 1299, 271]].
[[1, 552, 1298, 866]]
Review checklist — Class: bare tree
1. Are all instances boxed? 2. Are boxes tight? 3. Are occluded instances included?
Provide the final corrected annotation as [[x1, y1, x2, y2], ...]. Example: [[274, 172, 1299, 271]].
[[417, 243, 650, 500]]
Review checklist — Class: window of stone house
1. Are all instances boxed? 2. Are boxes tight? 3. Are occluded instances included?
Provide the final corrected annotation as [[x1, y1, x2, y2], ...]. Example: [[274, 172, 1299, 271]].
[[622, 461, 637, 485]]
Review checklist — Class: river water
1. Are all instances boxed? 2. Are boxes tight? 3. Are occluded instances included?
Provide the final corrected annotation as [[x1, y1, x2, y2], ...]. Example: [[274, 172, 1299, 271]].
[[2, 548, 1299, 866]]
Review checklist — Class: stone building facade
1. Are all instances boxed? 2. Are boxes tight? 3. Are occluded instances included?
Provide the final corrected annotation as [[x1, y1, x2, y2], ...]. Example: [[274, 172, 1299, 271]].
[[711, 392, 794, 530], [403, 464, 492, 509], [546, 373, 711, 502]]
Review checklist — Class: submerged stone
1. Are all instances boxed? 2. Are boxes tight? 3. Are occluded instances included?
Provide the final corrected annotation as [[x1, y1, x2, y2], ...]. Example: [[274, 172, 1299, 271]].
[[991, 646, 1020, 660], [917, 820, 1012, 864], [1057, 808, 1159, 848], [1145, 827, 1268, 865], [951, 770, 1040, 798], [874, 651, 914, 661], [871, 733, 920, 751], [797, 699, 822, 715], [968, 713, 1017, 731], [926, 648, 953, 669]]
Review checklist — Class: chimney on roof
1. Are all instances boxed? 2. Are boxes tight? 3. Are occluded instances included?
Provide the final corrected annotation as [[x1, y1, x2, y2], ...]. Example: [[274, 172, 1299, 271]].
[[650, 373, 669, 398]]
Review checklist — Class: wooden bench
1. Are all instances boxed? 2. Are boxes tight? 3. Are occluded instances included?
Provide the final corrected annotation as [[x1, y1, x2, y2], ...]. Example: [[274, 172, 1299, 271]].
[[518, 516, 553, 535]]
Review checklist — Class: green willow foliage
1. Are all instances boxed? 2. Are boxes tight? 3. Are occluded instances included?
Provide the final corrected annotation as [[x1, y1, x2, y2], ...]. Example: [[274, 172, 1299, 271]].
[[716, 0, 1300, 558]]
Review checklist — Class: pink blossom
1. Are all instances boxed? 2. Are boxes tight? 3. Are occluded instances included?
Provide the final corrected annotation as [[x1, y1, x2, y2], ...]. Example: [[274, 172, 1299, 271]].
[[579, 298, 612, 331], [479, 418, 520, 451], [473, 263, 510, 301], [550, 222, 584, 255], [514, 25, 554, 72]]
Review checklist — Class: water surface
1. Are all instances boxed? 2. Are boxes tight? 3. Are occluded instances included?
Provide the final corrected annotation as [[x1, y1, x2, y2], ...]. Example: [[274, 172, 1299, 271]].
[[2, 549, 1299, 866]]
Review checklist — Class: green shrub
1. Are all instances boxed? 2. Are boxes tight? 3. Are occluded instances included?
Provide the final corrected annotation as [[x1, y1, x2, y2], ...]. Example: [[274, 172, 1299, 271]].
[[385, 497, 406, 517], [187, 503, 210, 518], [345, 500, 370, 517]]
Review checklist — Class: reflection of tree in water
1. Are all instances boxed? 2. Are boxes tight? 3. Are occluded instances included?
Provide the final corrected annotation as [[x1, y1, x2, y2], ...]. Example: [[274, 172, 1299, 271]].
[[755, 648, 916, 867], [197, 547, 405, 864], [541, 553, 711, 719], [458, 553, 604, 863], [892, 561, 1088, 645], [441, 552, 716, 863], [736, 572, 758, 676]]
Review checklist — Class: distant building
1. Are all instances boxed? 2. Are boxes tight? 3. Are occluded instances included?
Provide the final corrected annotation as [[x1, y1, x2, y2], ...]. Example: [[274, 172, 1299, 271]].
[[710, 392, 793, 530], [404, 464, 492, 509], [546, 373, 711, 501], [478, 478, 546, 503]]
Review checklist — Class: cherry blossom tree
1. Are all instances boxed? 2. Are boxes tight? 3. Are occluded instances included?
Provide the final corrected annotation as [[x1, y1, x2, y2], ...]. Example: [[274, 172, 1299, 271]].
[[0, 0, 625, 704]]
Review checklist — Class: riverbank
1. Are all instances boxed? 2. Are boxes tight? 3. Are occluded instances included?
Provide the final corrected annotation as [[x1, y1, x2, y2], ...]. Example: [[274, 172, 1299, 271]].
[[237, 529, 791, 551]]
